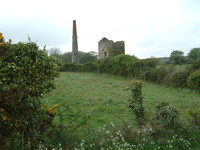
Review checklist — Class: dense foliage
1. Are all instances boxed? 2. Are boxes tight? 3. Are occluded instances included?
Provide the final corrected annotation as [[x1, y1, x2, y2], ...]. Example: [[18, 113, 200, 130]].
[[169, 50, 185, 65], [0, 34, 60, 149], [128, 80, 145, 126], [49, 50, 98, 64], [187, 69, 200, 91], [188, 48, 200, 62]]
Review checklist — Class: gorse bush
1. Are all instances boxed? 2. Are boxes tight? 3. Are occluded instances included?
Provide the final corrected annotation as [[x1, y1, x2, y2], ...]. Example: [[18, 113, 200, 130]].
[[0, 33, 60, 149]]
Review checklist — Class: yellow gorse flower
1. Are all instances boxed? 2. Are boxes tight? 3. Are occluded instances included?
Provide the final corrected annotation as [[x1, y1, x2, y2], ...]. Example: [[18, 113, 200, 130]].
[[47, 105, 59, 115], [2, 116, 7, 121], [53, 105, 59, 108], [0, 32, 3, 39], [0, 108, 5, 113]]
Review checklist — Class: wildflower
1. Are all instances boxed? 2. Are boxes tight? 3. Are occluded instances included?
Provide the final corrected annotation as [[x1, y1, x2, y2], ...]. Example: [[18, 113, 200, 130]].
[[106, 130, 110, 134], [110, 122, 115, 127]]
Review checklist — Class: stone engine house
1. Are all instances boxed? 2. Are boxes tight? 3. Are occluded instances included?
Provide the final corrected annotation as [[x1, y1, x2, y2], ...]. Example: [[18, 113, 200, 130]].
[[98, 37, 125, 59]]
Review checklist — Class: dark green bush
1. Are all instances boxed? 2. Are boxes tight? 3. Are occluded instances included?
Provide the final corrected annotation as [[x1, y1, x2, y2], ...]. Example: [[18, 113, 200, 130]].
[[127, 58, 158, 79], [189, 111, 200, 128], [127, 60, 143, 77], [171, 70, 191, 88], [147, 67, 168, 84], [189, 59, 200, 72], [187, 69, 200, 91], [109, 54, 138, 76], [96, 58, 111, 73], [189, 111, 200, 129]]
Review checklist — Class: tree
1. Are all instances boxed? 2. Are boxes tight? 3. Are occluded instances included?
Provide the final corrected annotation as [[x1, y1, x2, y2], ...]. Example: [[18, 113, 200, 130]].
[[59, 51, 98, 64], [79, 51, 98, 64], [188, 48, 200, 62], [48, 47, 62, 58], [169, 50, 185, 65]]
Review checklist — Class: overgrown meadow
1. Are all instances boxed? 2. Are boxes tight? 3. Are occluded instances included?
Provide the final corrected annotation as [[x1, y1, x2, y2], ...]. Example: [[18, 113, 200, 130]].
[[43, 72, 200, 149], [1, 33, 200, 149]]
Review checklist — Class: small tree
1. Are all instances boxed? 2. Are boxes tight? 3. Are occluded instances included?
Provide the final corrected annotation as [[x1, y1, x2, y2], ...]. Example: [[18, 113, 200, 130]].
[[48, 47, 62, 58], [169, 50, 185, 65], [188, 48, 200, 62]]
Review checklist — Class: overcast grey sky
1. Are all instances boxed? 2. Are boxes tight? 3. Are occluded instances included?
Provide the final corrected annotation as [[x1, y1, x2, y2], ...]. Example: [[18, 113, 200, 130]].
[[1, 0, 200, 58]]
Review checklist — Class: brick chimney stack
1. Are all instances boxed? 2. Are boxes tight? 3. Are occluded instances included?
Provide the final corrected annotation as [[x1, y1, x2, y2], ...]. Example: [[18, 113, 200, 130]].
[[72, 20, 79, 63]]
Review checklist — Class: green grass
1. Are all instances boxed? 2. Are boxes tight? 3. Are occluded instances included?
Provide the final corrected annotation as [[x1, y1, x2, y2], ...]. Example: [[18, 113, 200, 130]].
[[42, 72, 200, 129]]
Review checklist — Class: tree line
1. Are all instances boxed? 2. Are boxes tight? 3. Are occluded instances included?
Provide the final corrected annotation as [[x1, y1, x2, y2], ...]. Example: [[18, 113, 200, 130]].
[[48, 48, 98, 64]]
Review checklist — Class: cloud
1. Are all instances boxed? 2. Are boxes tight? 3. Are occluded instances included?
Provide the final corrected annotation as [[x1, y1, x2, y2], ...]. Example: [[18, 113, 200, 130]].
[[1, 0, 200, 58]]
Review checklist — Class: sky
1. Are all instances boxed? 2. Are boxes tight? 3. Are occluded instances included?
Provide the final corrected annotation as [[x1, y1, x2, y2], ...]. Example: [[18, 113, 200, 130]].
[[0, 0, 200, 58]]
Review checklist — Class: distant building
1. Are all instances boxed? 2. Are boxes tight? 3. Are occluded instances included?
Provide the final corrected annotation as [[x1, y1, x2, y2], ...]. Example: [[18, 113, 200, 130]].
[[98, 37, 125, 59]]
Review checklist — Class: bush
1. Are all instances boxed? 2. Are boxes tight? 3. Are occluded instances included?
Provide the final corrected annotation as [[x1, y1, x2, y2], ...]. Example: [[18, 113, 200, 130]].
[[127, 58, 158, 79], [189, 59, 200, 72], [96, 58, 111, 74], [189, 111, 200, 128], [0, 34, 60, 149], [154, 102, 179, 127], [188, 48, 200, 62], [109, 54, 138, 76], [128, 80, 145, 126], [187, 69, 200, 91], [171, 70, 191, 88]]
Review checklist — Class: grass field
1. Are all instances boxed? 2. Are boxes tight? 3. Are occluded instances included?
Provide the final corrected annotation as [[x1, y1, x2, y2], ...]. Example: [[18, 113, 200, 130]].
[[42, 72, 200, 131]]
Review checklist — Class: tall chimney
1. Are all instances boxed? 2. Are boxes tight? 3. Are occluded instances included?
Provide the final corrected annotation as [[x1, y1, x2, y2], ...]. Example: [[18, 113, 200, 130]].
[[72, 20, 79, 63]]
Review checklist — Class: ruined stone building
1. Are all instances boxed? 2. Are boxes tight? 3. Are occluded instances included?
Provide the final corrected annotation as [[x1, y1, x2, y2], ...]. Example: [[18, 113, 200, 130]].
[[98, 37, 125, 59], [72, 20, 79, 63]]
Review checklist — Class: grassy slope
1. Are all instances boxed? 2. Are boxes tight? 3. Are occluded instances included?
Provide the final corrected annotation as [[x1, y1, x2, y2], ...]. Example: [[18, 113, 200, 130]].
[[42, 72, 200, 129]]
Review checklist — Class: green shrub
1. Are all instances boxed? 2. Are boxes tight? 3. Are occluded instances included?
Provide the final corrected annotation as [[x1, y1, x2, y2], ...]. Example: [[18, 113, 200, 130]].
[[187, 69, 200, 91], [127, 60, 143, 77], [0, 35, 60, 149], [96, 58, 111, 73], [127, 58, 158, 79], [109, 54, 138, 76], [154, 102, 179, 127], [171, 70, 191, 88], [189, 59, 200, 72], [128, 80, 145, 126], [189, 111, 200, 128]]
